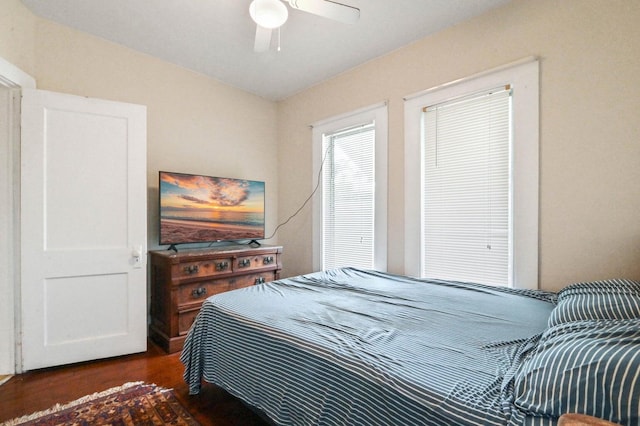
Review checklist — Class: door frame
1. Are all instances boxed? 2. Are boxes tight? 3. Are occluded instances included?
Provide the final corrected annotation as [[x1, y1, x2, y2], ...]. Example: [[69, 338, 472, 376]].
[[0, 55, 35, 374]]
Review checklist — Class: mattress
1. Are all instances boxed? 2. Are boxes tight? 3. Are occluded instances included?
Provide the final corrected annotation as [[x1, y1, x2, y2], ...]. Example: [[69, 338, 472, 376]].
[[181, 267, 557, 425]]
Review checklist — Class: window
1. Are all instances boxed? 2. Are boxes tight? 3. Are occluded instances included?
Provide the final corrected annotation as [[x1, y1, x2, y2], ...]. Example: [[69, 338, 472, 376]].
[[312, 103, 388, 271], [404, 59, 539, 289], [322, 123, 375, 269], [423, 87, 511, 286]]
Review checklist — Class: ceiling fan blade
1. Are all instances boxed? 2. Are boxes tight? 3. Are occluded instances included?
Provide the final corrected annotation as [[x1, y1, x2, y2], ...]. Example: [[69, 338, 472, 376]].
[[254, 25, 273, 52], [287, 0, 360, 24]]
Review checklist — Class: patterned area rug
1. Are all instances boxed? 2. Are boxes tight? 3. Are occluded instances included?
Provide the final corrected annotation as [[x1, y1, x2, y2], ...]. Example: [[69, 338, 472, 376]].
[[1, 382, 200, 426]]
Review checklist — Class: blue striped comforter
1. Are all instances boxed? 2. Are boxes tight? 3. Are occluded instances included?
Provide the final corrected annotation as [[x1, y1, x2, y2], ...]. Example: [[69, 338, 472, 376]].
[[181, 268, 556, 425]]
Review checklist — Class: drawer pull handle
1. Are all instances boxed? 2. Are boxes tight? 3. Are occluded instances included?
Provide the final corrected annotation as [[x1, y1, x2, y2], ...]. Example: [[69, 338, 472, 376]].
[[238, 259, 251, 268], [255, 277, 266, 285], [215, 261, 229, 271], [184, 265, 199, 274], [191, 287, 207, 298], [263, 256, 274, 265]]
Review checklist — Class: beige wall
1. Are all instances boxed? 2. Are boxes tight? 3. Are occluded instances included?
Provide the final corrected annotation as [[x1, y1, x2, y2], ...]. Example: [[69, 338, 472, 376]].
[[1, 0, 280, 251], [277, 0, 640, 291], [32, 18, 280, 251], [0, 0, 36, 76]]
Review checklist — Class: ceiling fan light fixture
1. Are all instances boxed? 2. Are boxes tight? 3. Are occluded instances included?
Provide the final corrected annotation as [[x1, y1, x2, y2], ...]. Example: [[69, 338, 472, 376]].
[[249, 0, 289, 29]]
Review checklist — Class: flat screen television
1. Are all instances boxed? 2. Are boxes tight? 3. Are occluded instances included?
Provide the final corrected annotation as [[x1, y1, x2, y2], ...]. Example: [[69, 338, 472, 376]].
[[159, 171, 265, 248]]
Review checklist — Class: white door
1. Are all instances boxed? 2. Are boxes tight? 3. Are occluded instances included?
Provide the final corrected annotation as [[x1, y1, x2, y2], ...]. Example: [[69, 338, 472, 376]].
[[20, 89, 147, 371]]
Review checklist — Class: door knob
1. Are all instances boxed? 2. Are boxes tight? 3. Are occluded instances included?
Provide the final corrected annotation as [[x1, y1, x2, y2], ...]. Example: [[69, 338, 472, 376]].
[[132, 246, 143, 268]]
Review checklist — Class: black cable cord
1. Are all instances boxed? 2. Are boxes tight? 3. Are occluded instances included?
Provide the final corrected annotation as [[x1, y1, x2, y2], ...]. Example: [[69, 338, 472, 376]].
[[262, 142, 331, 241]]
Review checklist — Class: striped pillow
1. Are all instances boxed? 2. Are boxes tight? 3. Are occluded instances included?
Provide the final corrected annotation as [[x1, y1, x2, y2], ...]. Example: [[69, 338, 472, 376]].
[[548, 279, 640, 327], [514, 319, 640, 424]]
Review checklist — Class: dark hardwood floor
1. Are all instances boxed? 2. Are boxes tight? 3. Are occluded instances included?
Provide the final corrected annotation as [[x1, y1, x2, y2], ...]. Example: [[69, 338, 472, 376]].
[[0, 340, 269, 425]]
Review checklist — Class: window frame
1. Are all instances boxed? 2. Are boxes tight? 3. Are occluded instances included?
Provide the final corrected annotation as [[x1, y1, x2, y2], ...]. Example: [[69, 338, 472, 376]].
[[312, 102, 388, 272], [404, 59, 539, 289]]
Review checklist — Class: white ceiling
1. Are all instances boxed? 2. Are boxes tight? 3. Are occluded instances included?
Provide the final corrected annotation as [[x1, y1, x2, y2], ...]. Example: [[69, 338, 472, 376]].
[[20, 0, 512, 101]]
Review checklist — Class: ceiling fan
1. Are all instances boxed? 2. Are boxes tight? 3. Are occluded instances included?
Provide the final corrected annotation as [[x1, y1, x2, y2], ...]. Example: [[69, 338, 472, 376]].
[[249, 0, 360, 52]]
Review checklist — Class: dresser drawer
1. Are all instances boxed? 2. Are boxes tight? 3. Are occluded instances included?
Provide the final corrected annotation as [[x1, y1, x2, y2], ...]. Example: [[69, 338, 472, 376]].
[[177, 273, 274, 335], [177, 279, 232, 306], [235, 253, 278, 272], [178, 272, 275, 307], [173, 257, 233, 280], [229, 271, 275, 289], [178, 309, 199, 335]]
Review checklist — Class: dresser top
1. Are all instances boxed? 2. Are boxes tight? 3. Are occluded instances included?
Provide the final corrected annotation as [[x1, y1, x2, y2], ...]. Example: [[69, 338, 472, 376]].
[[149, 244, 282, 262]]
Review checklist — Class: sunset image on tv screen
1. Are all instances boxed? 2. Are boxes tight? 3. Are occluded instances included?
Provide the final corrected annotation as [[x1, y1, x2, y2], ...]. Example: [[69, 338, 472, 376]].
[[159, 171, 265, 245]]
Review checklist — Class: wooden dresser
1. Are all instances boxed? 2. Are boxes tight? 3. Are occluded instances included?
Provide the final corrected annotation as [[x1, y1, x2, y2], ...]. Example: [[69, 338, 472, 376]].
[[149, 244, 282, 353]]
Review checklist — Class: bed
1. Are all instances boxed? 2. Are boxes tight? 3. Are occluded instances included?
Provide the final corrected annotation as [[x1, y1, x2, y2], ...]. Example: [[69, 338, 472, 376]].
[[181, 268, 640, 426]]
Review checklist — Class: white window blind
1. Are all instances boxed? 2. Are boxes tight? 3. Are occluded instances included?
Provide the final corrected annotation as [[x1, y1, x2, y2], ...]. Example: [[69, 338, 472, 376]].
[[422, 87, 511, 286], [322, 123, 375, 270]]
